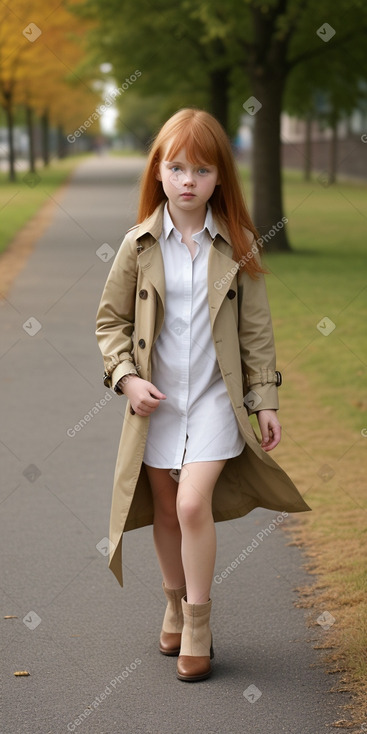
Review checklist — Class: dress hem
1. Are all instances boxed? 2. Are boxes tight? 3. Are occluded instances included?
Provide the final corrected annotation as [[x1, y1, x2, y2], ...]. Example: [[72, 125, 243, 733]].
[[143, 446, 246, 470]]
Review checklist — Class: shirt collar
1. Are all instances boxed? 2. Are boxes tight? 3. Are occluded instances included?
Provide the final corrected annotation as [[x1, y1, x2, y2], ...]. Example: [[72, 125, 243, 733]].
[[135, 200, 232, 248], [162, 201, 219, 241]]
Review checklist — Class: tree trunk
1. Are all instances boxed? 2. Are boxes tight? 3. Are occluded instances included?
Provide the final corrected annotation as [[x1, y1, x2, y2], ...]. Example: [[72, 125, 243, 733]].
[[209, 66, 230, 133], [329, 118, 338, 184], [304, 113, 312, 181], [4, 96, 16, 182], [251, 74, 291, 251], [26, 105, 36, 173], [41, 109, 50, 166], [57, 125, 66, 158]]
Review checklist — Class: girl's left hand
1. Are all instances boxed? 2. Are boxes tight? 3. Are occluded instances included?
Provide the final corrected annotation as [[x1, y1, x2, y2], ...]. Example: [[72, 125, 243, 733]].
[[256, 409, 281, 451]]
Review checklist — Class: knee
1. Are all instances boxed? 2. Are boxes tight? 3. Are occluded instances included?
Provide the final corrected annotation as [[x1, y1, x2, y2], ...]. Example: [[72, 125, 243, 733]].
[[176, 494, 208, 528], [154, 503, 180, 532]]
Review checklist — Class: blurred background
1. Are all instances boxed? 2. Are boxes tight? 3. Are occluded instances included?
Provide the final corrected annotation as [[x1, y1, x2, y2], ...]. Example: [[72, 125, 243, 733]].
[[1, 0, 367, 248]]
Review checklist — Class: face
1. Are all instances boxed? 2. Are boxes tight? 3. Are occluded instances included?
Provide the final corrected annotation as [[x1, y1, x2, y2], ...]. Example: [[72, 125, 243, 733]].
[[156, 146, 220, 216]]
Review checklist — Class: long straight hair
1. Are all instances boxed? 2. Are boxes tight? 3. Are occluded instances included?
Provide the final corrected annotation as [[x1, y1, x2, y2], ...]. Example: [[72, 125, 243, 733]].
[[137, 108, 265, 277]]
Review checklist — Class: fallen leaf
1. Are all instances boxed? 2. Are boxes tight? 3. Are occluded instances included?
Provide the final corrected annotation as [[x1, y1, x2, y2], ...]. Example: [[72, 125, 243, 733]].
[[14, 671, 30, 676]]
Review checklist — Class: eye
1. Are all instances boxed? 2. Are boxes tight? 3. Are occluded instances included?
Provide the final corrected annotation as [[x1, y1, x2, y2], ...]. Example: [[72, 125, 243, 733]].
[[197, 167, 209, 175], [170, 165, 181, 172]]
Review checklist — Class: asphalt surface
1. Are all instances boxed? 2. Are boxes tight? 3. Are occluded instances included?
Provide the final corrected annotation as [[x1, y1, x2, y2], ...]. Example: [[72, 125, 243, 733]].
[[0, 155, 351, 734]]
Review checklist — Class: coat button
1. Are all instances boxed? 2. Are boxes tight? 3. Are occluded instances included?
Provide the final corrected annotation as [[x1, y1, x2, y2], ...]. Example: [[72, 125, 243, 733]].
[[138, 338, 146, 348], [139, 289, 148, 299], [227, 289, 236, 299]]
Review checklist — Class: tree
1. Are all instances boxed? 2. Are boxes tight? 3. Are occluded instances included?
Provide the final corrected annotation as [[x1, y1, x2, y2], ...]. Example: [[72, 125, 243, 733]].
[[0, 0, 99, 178], [239, 0, 367, 248], [74, 0, 367, 250], [285, 31, 367, 183]]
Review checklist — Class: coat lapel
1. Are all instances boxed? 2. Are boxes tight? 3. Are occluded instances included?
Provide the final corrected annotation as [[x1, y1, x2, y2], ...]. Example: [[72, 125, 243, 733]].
[[135, 202, 239, 332], [135, 203, 166, 326], [137, 241, 165, 314], [207, 239, 239, 329]]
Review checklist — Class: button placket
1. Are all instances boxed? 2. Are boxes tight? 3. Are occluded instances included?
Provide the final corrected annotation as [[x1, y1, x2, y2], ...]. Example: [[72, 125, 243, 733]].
[[180, 248, 192, 422]]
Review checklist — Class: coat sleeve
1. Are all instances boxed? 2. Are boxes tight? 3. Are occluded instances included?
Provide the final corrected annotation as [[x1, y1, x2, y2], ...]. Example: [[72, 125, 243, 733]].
[[95, 232, 139, 393], [237, 251, 280, 415]]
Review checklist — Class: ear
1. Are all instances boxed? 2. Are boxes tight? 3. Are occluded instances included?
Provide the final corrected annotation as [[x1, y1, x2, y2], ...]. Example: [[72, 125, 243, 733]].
[[154, 161, 162, 181]]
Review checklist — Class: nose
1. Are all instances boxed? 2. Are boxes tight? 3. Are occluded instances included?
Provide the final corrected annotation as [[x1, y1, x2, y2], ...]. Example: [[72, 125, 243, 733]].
[[183, 170, 195, 186]]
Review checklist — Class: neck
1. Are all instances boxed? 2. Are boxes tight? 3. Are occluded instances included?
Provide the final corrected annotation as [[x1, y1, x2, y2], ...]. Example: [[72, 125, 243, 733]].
[[167, 200, 207, 235]]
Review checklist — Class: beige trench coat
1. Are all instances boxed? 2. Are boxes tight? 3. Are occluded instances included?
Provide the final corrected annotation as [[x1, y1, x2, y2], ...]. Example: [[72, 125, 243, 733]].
[[96, 202, 311, 586]]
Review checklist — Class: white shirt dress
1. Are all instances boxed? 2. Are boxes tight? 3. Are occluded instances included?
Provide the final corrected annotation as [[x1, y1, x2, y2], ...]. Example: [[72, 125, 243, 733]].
[[142, 203, 245, 470]]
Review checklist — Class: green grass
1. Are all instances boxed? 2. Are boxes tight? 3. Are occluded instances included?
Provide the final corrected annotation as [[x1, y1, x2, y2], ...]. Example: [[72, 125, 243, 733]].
[[0, 155, 90, 254], [240, 167, 367, 713], [240, 167, 367, 433], [108, 148, 145, 157]]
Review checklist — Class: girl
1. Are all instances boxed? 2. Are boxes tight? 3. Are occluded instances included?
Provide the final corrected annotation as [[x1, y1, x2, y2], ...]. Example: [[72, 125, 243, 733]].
[[96, 108, 311, 683]]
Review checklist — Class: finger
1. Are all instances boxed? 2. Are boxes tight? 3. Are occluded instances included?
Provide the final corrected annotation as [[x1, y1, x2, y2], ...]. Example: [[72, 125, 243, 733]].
[[261, 427, 270, 446], [271, 422, 281, 443], [135, 396, 163, 414], [134, 406, 152, 417], [148, 387, 167, 400], [142, 394, 163, 409], [262, 425, 281, 450], [262, 435, 280, 451]]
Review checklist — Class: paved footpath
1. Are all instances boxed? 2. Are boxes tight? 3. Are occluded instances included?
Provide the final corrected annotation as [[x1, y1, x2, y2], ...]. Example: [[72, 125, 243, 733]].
[[0, 156, 353, 734]]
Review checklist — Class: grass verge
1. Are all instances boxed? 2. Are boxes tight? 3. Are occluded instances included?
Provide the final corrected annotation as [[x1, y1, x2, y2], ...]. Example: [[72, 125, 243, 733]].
[[241, 166, 367, 728], [0, 155, 89, 255]]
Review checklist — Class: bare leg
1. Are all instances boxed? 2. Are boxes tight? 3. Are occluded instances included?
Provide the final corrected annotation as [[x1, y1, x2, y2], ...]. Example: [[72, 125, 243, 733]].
[[176, 460, 226, 605], [145, 464, 185, 589]]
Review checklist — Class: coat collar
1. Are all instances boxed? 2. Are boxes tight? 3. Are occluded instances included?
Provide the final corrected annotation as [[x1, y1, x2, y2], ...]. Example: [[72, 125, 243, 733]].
[[135, 202, 240, 330], [135, 200, 233, 249], [162, 201, 219, 241]]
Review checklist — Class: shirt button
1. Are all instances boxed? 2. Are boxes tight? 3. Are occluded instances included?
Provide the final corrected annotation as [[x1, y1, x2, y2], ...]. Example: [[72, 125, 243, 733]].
[[138, 338, 146, 348], [139, 289, 148, 299]]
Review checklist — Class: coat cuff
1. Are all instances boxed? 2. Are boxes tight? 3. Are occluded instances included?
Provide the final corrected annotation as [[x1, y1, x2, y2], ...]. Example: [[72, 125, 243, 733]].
[[103, 361, 139, 394], [244, 382, 280, 415]]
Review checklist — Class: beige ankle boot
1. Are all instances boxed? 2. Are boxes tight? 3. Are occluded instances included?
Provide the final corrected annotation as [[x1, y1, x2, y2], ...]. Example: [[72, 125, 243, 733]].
[[159, 582, 186, 656], [177, 596, 214, 681]]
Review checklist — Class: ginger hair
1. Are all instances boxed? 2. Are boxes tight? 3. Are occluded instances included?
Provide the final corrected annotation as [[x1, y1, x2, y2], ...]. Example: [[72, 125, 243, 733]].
[[137, 108, 265, 277]]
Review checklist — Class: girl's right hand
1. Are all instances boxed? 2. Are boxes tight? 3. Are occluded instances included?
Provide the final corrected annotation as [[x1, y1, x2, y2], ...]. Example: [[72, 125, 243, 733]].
[[121, 375, 166, 416]]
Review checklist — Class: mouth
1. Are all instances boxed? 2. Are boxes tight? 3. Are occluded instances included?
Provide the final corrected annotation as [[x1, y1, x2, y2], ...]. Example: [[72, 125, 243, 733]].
[[180, 193, 195, 198]]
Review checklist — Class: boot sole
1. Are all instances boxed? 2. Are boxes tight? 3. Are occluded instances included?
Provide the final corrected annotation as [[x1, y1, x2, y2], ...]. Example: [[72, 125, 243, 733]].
[[159, 647, 180, 656], [177, 669, 212, 682]]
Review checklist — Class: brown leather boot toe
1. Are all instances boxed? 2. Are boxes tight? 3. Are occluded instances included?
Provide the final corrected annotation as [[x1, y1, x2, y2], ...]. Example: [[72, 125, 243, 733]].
[[177, 654, 212, 681]]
